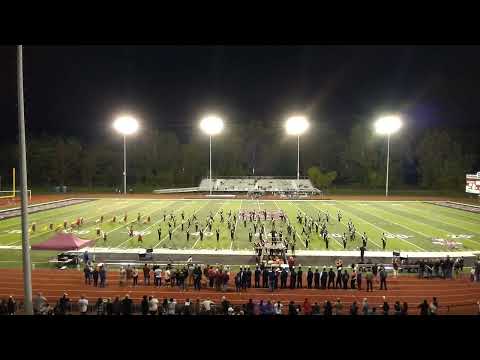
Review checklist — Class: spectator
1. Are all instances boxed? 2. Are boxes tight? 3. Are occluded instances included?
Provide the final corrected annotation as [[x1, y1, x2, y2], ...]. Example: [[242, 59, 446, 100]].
[[92, 266, 99, 287], [303, 298, 312, 315], [126, 265, 133, 284], [401, 302, 408, 316], [379, 267, 388, 290], [429, 297, 438, 315], [477, 300, 480, 315], [334, 298, 343, 315], [132, 267, 139, 286], [154, 267, 162, 287], [95, 298, 103, 315], [7, 296, 16, 315], [350, 301, 358, 315], [227, 305, 234, 315], [121, 294, 133, 315], [167, 298, 177, 315], [201, 298, 214, 315], [143, 264, 151, 285], [141, 295, 149, 315], [382, 297, 390, 315], [246, 299, 255, 316], [365, 269, 374, 292], [265, 300, 273, 315], [148, 296, 159, 315], [103, 298, 111, 316], [0, 299, 6, 315], [99, 265, 107, 288], [112, 296, 122, 315], [183, 299, 191, 315], [221, 296, 230, 315], [394, 301, 401, 315], [78, 295, 88, 315], [357, 270, 362, 290], [119, 267, 126, 287], [418, 300, 429, 316], [258, 300, 265, 315], [58, 293, 70, 315], [40, 302, 53, 315], [84, 264, 91, 285], [323, 300, 332, 316], [33, 292, 47, 315], [274, 301, 283, 315], [193, 299, 201, 315], [312, 302, 321, 315], [362, 298, 369, 315], [288, 301, 296, 315]]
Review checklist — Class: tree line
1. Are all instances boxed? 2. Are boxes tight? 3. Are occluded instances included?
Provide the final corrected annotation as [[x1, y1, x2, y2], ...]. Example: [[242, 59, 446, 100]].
[[0, 123, 477, 191]]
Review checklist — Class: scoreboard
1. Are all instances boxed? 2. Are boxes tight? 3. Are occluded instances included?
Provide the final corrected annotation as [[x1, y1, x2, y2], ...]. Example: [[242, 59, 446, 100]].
[[466, 172, 480, 194]]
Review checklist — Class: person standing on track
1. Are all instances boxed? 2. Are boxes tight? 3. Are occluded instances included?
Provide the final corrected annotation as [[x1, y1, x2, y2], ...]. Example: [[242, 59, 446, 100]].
[[307, 267, 313, 289], [379, 266, 388, 290], [314, 267, 320, 289], [297, 266, 303, 288], [327, 266, 335, 289], [321, 266, 328, 289], [143, 264, 151, 285], [289, 266, 297, 289], [365, 269, 374, 292]]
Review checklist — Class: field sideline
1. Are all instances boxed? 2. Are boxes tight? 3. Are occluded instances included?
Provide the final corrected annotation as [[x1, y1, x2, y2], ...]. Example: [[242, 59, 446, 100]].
[[0, 199, 480, 268]]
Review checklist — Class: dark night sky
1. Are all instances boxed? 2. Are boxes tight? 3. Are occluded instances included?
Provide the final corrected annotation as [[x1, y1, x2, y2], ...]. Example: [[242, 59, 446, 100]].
[[1, 45, 480, 143]]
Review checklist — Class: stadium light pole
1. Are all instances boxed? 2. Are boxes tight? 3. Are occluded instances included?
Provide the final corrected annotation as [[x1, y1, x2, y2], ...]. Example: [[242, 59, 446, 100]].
[[17, 45, 33, 315], [375, 115, 402, 197], [200, 115, 224, 195], [286, 115, 309, 183], [113, 115, 139, 195]]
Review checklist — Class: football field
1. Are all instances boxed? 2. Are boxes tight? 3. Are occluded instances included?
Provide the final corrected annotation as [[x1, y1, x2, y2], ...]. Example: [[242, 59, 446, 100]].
[[0, 199, 480, 264]]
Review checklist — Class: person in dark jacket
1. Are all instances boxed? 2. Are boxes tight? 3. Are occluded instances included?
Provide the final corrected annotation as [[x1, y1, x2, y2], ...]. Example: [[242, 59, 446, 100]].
[[418, 300, 429, 316], [297, 266, 303, 288], [112, 297, 121, 315], [327, 266, 335, 289], [307, 267, 313, 289], [141, 295, 149, 315], [323, 301, 332, 316], [262, 268, 269, 288], [281, 268, 288, 289], [84, 265, 91, 285], [357, 269, 362, 290], [290, 267, 297, 289], [246, 266, 252, 288], [121, 294, 133, 315], [379, 267, 388, 290], [320, 267, 328, 289], [92, 267, 99, 287], [269, 268, 276, 292], [288, 301, 297, 315], [254, 266, 261, 288], [350, 301, 358, 315], [342, 270, 350, 289], [7, 296, 16, 315], [246, 299, 255, 315], [335, 267, 343, 289], [382, 297, 390, 315], [314, 267, 320, 289]]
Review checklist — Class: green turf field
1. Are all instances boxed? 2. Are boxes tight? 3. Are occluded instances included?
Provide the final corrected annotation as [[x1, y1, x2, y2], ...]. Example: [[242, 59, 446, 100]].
[[1, 198, 480, 259]]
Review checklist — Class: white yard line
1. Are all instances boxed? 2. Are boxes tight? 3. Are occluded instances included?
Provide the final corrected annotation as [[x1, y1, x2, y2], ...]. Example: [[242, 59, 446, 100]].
[[154, 202, 209, 249]]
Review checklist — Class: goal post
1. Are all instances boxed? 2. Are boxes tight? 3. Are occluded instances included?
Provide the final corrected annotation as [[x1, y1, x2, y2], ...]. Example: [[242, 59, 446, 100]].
[[0, 168, 32, 201]]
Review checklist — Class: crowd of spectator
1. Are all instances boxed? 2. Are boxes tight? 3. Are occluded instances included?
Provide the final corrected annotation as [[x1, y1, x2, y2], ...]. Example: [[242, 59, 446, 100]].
[[4, 292, 476, 316]]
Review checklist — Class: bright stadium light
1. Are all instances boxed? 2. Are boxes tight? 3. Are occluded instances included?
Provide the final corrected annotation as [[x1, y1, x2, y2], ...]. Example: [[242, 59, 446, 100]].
[[375, 115, 402, 135], [200, 114, 224, 195], [286, 115, 309, 136], [113, 114, 139, 195], [375, 114, 402, 197], [200, 114, 224, 136], [286, 115, 309, 184], [113, 115, 139, 135]]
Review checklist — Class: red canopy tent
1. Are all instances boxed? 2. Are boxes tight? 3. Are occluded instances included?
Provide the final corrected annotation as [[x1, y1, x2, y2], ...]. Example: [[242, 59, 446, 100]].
[[31, 232, 95, 251]]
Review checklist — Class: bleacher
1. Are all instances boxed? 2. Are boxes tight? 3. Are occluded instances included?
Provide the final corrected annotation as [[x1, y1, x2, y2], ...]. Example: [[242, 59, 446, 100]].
[[198, 177, 320, 194]]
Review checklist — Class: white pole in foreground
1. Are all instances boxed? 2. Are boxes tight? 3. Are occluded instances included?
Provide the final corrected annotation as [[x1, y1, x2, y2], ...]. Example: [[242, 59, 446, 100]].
[[297, 135, 300, 182], [386, 133, 390, 197], [17, 45, 33, 315], [123, 135, 127, 195], [209, 135, 212, 195]]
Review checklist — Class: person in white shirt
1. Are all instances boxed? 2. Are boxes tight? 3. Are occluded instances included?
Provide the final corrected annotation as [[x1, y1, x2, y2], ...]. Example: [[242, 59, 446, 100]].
[[154, 267, 162, 287], [201, 298, 214, 314], [274, 301, 283, 315], [78, 295, 88, 315], [167, 298, 177, 315], [148, 296, 159, 315], [33, 292, 47, 315], [227, 306, 234, 315]]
